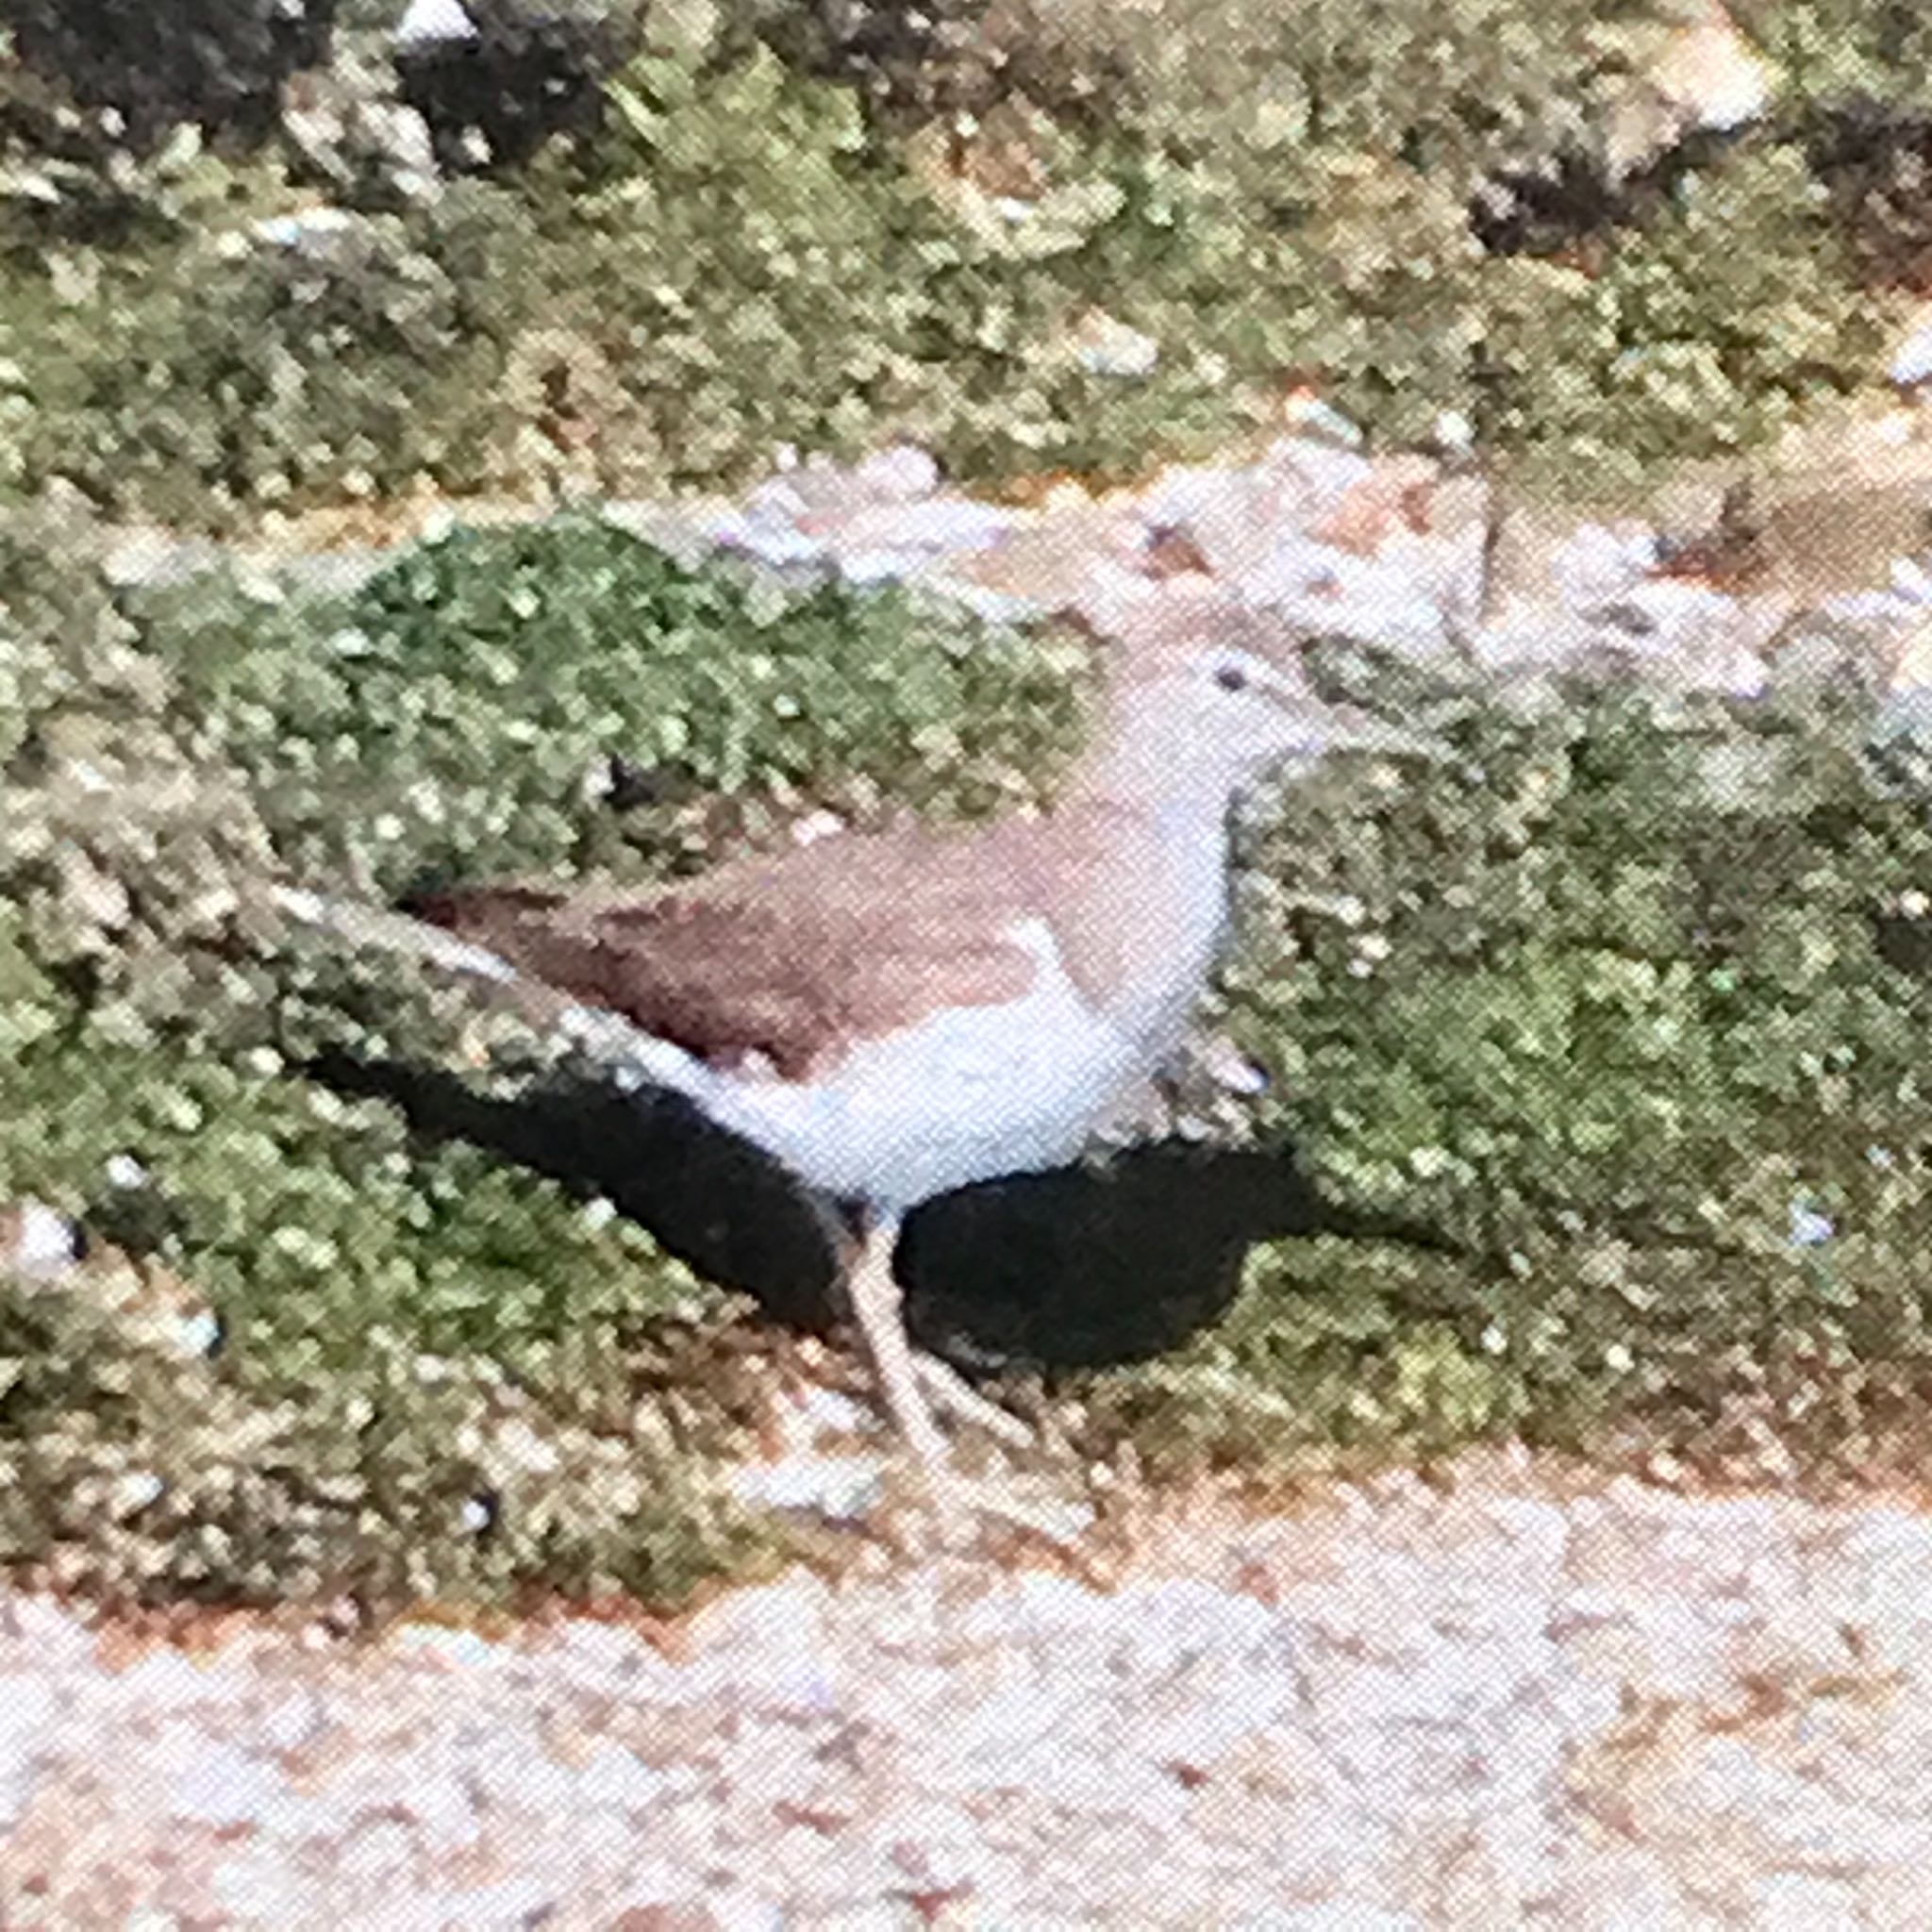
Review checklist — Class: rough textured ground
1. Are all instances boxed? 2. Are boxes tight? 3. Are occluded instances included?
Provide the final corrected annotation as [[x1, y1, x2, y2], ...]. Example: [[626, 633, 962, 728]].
[[5, 1452, 1932, 1929]]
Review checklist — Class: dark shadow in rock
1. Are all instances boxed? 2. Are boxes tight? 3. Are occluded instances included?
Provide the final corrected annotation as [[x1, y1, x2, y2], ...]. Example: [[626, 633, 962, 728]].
[[1805, 96, 1932, 292], [306, 1048, 1450, 1373], [1467, 126, 1748, 264], [394, 0, 641, 175], [4, 0, 338, 154]]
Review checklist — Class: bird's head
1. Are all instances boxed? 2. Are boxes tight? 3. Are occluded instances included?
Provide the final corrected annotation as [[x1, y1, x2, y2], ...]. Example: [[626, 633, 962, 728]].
[[1094, 626, 1442, 803]]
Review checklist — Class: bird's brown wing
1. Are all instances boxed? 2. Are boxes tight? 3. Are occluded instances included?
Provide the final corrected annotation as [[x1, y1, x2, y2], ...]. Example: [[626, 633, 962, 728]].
[[409, 829, 1048, 1082]]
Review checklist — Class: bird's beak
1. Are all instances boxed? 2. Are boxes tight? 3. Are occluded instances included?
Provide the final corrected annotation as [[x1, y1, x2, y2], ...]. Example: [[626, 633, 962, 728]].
[[1317, 705, 1455, 761], [1244, 658, 1453, 764]]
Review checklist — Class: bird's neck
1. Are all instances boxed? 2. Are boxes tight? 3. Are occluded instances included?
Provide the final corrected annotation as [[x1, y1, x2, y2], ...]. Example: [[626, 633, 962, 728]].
[[1057, 713, 1256, 830], [1050, 732, 1250, 1054]]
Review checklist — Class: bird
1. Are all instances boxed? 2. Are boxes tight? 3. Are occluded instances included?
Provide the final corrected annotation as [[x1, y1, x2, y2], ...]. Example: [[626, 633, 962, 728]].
[[274, 620, 1432, 1496]]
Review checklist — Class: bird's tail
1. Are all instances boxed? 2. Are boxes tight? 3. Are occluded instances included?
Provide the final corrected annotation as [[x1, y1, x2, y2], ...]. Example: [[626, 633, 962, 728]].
[[268, 885, 713, 1099], [272, 886, 525, 985]]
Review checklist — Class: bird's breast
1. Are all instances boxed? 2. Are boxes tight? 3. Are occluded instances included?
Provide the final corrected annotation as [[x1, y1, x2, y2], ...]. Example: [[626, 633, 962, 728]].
[[700, 918, 1150, 1211]]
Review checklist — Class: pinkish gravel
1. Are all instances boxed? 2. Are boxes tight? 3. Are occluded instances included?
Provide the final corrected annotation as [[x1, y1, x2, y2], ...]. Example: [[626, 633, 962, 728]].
[[5, 1454, 1932, 1929]]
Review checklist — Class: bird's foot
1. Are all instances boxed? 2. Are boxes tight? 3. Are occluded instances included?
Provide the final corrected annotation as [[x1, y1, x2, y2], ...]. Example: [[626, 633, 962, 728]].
[[890, 1457, 1096, 1556], [909, 1350, 1035, 1450], [836, 1222, 1070, 1548], [885, 1369, 1094, 1553]]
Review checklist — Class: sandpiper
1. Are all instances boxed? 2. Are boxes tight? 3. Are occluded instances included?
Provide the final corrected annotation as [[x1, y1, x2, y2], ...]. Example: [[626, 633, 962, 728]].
[[276, 621, 1427, 1480]]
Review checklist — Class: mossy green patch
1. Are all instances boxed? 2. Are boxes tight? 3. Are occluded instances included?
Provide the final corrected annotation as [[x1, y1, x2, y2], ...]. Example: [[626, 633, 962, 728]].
[[0, 8, 1905, 530], [151, 509, 1091, 900], [0, 1017, 773, 1609], [1480, 144, 1882, 494]]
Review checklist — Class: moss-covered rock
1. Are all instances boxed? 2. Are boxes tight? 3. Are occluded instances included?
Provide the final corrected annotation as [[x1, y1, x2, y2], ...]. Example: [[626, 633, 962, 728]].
[[0, 1018, 775, 1609], [1746, 0, 1932, 119], [144, 511, 1091, 895], [4, 198, 535, 524], [1476, 142, 1880, 490], [0, 6, 1903, 529]]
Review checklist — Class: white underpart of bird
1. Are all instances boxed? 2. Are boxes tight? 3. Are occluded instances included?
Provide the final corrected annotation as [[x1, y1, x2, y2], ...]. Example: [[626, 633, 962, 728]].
[[271, 635, 1434, 1488]]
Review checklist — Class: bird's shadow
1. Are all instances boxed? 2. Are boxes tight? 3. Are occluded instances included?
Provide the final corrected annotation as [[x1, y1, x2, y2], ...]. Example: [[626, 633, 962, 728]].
[[306, 1049, 1444, 1372]]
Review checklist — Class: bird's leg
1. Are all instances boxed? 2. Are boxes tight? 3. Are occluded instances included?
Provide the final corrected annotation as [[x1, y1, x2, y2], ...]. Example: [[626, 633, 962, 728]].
[[848, 1230, 1082, 1548], [816, 1208, 1079, 1551], [813, 1199, 1029, 1454], [841, 1213, 949, 1470]]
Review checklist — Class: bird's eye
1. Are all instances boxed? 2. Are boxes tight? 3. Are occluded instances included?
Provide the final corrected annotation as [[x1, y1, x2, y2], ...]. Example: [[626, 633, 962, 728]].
[[1213, 662, 1250, 693]]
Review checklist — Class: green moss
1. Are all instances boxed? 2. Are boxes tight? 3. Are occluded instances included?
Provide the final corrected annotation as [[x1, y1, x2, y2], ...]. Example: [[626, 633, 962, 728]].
[[2, 198, 531, 525], [1745, 1, 1932, 116], [1483, 145, 1882, 489], [0, 10, 1902, 528], [0, 1013, 776, 1607], [147, 510, 1091, 891]]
